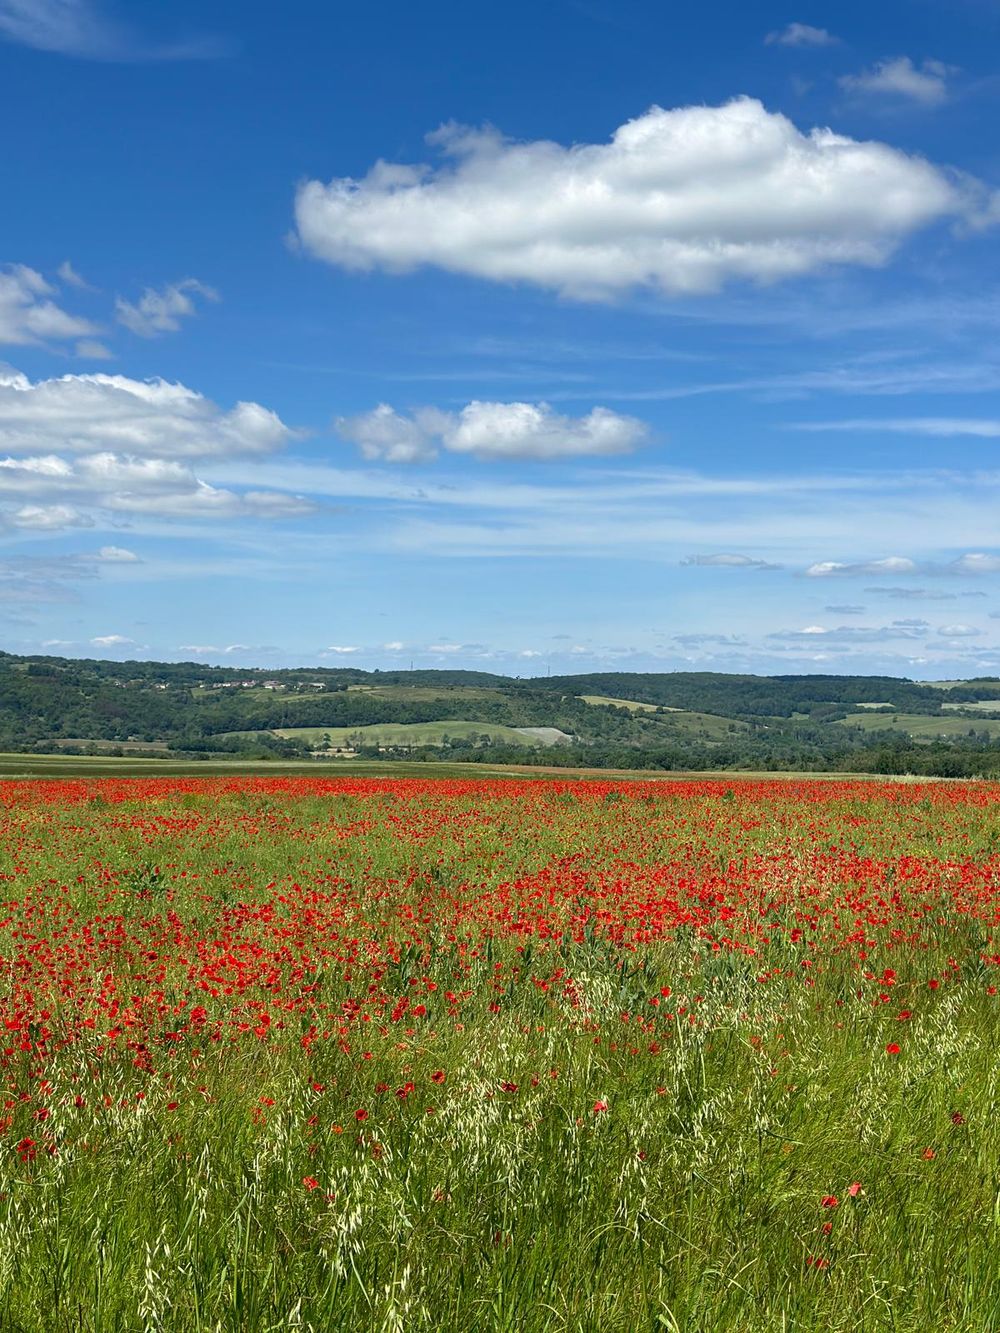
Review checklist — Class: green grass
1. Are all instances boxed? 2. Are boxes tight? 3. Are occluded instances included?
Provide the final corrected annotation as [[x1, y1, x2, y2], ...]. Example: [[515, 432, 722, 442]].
[[837, 712, 1000, 739], [0, 780, 996, 1328], [653, 710, 751, 740]]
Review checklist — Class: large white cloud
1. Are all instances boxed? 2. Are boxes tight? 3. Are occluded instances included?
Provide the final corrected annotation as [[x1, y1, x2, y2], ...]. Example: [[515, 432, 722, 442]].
[[336, 400, 647, 462], [295, 97, 989, 300], [0, 367, 310, 529]]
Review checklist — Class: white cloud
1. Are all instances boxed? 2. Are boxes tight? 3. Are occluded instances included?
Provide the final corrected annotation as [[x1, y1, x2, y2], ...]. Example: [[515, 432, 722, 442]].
[[806, 556, 919, 577], [768, 620, 930, 643], [382, 640, 404, 651], [324, 645, 361, 654], [444, 402, 645, 460], [94, 545, 140, 562], [0, 264, 97, 346], [939, 624, 983, 637], [951, 553, 1000, 574], [295, 98, 987, 301], [0, 367, 293, 459], [865, 586, 984, 601], [90, 633, 135, 647], [840, 57, 954, 107], [681, 553, 781, 569], [673, 632, 747, 646], [335, 404, 437, 464], [10, 502, 90, 529], [809, 553, 1000, 578], [795, 417, 1000, 438], [75, 339, 113, 360], [57, 260, 93, 290], [765, 23, 839, 48], [336, 400, 647, 463], [0, 0, 226, 60], [115, 278, 218, 337], [0, 367, 309, 528]]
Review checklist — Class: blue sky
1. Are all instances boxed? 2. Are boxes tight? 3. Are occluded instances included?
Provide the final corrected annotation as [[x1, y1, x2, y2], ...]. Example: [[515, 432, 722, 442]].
[[4, 0, 1000, 678]]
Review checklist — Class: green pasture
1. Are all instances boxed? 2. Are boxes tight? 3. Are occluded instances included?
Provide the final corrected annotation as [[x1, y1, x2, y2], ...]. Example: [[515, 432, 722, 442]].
[[837, 712, 1000, 739]]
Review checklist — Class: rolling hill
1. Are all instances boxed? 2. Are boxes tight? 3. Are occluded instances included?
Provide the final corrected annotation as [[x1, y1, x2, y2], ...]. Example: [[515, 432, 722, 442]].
[[6, 650, 1000, 776]]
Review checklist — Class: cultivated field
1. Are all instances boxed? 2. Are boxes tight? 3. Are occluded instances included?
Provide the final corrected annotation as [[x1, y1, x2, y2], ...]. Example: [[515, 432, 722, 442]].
[[838, 711, 1000, 739], [0, 775, 998, 1329]]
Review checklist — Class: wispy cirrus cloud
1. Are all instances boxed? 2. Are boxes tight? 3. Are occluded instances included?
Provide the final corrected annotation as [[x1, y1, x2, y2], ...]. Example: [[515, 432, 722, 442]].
[[791, 417, 1000, 437], [0, 0, 228, 61], [809, 554, 1000, 577], [680, 553, 781, 570], [767, 620, 931, 644], [765, 23, 840, 48]]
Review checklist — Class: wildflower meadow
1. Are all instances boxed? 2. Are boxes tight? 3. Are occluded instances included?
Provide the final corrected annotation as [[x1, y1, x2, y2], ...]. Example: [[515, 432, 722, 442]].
[[2, 775, 1000, 1330]]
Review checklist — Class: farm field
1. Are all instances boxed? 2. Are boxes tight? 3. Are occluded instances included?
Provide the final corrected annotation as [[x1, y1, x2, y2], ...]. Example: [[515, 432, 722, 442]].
[[0, 776, 998, 1329], [837, 711, 1000, 739], [578, 694, 666, 712]]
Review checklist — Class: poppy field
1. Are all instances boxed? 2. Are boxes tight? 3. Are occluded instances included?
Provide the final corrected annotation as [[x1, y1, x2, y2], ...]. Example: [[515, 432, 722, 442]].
[[2, 775, 1000, 1331]]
